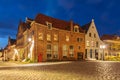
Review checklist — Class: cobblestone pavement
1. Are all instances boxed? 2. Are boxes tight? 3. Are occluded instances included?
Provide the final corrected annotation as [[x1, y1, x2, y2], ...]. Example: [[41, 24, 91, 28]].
[[0, 61, 120, 80]]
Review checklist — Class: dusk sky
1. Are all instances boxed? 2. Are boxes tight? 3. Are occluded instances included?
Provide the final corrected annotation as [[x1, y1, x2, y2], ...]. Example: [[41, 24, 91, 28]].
[[0, 0, 120, 48]]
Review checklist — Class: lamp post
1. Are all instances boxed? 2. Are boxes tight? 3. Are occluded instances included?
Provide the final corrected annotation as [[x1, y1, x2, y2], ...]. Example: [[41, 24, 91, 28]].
[[100, 45, 106, 61]]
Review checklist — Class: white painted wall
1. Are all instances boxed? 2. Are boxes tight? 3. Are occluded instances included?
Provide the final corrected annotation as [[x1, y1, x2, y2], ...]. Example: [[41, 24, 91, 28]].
[[85, 20, 102, 60]]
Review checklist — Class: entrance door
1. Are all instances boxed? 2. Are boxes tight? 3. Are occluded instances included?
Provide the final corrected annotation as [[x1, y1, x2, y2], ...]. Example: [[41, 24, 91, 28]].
[[95, 49, 98, 60], [77, 52, 83, 60], [85, 49, 87, 58], [90, 49, 92, 58], [38, 54, 42, 62]]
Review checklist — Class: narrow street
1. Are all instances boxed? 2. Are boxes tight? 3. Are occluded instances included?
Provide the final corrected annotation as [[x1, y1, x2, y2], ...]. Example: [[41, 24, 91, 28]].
[[0, 61, 120, 80]]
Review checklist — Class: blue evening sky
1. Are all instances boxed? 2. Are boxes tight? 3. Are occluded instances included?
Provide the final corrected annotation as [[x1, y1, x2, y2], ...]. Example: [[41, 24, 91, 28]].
[[0, 0, 120, 48]]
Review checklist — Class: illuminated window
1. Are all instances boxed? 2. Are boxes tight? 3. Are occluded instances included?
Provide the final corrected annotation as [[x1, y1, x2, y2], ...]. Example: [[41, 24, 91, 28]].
[[54, 34, 58, 41], [46, 44, 52, 59], [38, 33, 43, 40], [47, 34, 51, 41], [86, 41, 90, 47], [66, 36, 69, 41], [46, 22, 52, 29], [91, 41, 94, 47], [69, 45, 74, 57], [53, 45, 58, 59], [62, 45, 68, 58]]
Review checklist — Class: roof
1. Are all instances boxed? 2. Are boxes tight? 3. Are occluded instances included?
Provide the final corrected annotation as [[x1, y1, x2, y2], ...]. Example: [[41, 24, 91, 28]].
[[9, 37, 16, 45], [10, 39, 16, 45], [101, 34, 119, 40], [17, 20, 31, 35], [34, 13, 84, 32], [0, 49, 3, 52], [20, 21, 31, 31], [82, 22, 92, 33]]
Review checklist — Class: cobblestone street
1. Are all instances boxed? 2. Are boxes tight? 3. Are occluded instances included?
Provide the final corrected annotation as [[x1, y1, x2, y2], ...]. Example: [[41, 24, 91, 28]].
[[0, 61, 120, 80]]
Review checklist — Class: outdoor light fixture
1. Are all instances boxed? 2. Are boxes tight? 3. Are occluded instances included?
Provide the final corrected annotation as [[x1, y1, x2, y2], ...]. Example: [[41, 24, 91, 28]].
[[28, 38, 31, 42], [100, 45, 106, 60]]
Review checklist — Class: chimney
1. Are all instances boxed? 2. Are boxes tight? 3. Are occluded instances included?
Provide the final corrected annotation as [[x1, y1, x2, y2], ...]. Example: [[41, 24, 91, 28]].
[[70, 20, 73, 31]]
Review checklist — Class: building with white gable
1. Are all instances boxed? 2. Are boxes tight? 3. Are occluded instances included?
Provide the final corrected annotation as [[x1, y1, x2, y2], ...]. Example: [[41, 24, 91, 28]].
[[82, 19, 102, 60]]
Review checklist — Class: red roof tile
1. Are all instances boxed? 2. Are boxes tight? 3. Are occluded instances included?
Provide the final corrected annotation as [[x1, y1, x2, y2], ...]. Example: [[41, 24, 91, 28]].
[[101, 34, 119, 40], [34, 13, 84, 32]]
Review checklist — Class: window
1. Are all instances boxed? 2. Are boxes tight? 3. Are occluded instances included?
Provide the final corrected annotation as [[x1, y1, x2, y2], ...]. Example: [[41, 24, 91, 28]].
[[74, 25, 79, 32], [96, 41, 99, 47], [69, 45, 74, 57], [54, 34, 58, 41], [53, 45, 58, 59], [46, 22, 52, 29], [47, 34, 51, 41], [74, 28, 78, 32], [46, 44, 52, 59], [38, 33, 43, 40], [62, 45, 68, 58], [77, 38, 83, 42], [91, 41, 94, 47], [78, 46, 81, 49], [94, 34, 96, 38], [66, 36, 69, 42], [86, 41, 90, 47], [89, 33, 91, 37]]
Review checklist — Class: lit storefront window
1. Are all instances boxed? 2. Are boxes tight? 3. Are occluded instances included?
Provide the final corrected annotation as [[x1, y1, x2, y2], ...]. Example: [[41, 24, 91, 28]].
[[53, 45, 58, 59], [47, 44, 52, 59], [69, 45, 74, 57], [63, 45, 68, 58]]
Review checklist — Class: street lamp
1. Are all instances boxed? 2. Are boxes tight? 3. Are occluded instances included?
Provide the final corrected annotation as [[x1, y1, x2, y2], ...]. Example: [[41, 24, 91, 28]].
[[28, 38, 31, 42], [100, 45, 106, 60]]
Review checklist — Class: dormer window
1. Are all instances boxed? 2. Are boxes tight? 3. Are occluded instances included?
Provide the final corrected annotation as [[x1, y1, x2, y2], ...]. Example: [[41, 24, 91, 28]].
[[46, 22, 52, 30], [74, 25, 79, 32]]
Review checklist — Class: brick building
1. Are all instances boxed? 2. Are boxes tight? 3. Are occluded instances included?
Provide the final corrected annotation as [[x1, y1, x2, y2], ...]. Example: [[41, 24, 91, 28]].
[[16, 14, 85, 62], [101, 34, 120, 59]]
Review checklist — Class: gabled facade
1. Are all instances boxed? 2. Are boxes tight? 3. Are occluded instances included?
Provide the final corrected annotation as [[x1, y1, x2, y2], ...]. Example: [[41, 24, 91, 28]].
[[16, 18, 32, 61], [3, 37, 16, 61], [0, 48, 3, 61], [16, 13, 85, 62], [82, 19, 102, 60]]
